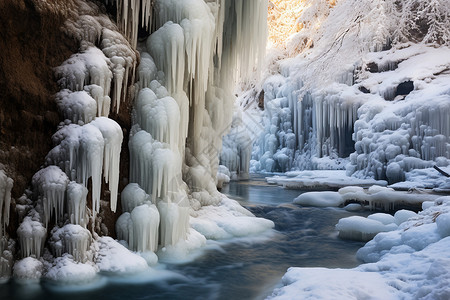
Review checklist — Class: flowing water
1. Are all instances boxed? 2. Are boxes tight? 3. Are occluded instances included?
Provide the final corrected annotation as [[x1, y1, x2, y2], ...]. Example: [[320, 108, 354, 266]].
[[1, 175, 370, 300]]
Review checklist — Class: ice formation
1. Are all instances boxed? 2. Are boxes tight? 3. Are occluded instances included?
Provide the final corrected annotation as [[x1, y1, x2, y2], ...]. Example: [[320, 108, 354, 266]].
[[17, 216, 47, 259], [13, 257, 44, 280], [50, 224, 92, 263], [8, 0, 271, 282], [66, 181, 88, 227], [95, 236, 149, 273], [32, 166, 69, 227], [0, 170, 13, 239], [220, 110, 252, 179], [249, 0, 450, 189], [117, 0, 269, 254], [335, 215, 398, 242], [293, 184, 440, 211]]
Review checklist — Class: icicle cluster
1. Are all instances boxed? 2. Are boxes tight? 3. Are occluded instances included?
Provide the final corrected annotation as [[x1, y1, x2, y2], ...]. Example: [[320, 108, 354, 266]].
[[50, 224, 92, 263], [17, 215, 46, 259], [253, 76, 364, 172], [14, 0, 132, 273], [114, 0, 268, 251], [116, 184, 160, 252], [0, 170, 13, 279], [0, 170, 13, 240], [66, 182, 88, 227], [220, 110, 252, 179], [32, 166, 69, 227]]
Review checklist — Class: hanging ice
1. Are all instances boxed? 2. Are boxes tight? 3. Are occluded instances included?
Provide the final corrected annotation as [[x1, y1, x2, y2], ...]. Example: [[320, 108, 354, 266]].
[[91, 117, 123, 212], [0, 170, 13, 239], [17, 215, 46, 259], [32, 166, 69, 227], [50, 224, 92, 263], [46, 117, 122, 216], [55, 89, 97, 124], [116, 184, 160, 252], [66, 181, 88, 227]]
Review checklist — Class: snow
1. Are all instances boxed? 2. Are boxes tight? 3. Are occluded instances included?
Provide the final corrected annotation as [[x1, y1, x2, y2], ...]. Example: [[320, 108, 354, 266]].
[[95, 236, 149, 274], [55, 47, 112, 104], [45, 254, 97, 284], [293, 181, 441, 212], [13, 257, 43, 280], [271, 196, 450, 299], [191, 196, 275, 240], [55, 89, 97, 124], [269, 267, 398, 300], [294, 191, 343, 207], [267, 170, 387, 189]]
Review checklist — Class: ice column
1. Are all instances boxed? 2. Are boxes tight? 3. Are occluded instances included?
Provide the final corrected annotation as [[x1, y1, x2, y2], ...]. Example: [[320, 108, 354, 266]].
[[50, 224, 92, 263], [32, 166, 69, 227], [0, 170, 13, 239], [17, 216, 47, 259]]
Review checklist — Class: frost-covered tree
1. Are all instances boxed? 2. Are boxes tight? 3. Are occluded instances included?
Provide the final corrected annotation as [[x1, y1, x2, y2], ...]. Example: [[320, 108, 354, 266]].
[[394, 0, 450, 45]]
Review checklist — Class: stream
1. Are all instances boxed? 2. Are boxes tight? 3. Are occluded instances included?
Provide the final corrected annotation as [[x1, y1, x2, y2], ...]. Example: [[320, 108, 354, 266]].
[[1, 175, 370, 300]]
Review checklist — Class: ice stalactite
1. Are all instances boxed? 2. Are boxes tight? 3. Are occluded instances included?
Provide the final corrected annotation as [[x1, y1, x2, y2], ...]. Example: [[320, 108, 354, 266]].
[[17, 215, 46, 259], [253, 75, 364, 172], [114, 0, 268, 252], [32, 166, 69, 227], [111, 0, 154, 49], [220, 109, 252, 179], [101, 28, 137, 113], [46, 124, 104, 218], [55, 47, 113, 116], [66, 182, 88, 227], [90, 117, 123, 212], [0, 170, 13, 279], [50, 224, 92, 263], [116, 184, 160, 252], [0, 170, 13, 239]]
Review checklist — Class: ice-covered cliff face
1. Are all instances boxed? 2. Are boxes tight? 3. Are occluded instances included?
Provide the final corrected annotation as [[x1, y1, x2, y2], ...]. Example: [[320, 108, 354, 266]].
[[0, 0, 269, 281], [251, 0, 450, 185], [116, 0, 268, 251]]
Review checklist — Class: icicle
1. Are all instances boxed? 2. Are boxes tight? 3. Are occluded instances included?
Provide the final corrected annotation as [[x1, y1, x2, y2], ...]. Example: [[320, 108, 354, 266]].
[[130, 204, 160, 252], [0, 170, 13, 239], [121, 183, 151, 213], [101, 28, 137, 113], [147, 22, 185, 95], [32, 166, 69, 227], [17, 216, 46, 259], [91, 117, 123, 212], [50, 224, 92, 262], [66, 182, 88, 227]]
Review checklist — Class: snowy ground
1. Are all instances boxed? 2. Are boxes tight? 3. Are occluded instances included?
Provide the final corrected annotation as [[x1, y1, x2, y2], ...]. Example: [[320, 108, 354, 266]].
[[267, 177, 450, 299], [266, 170, 388, 189]]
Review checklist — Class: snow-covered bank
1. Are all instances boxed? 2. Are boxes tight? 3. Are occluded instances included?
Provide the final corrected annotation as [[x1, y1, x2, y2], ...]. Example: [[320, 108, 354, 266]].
[[267, 170, 387, 189], [269, 196, 450, 300]]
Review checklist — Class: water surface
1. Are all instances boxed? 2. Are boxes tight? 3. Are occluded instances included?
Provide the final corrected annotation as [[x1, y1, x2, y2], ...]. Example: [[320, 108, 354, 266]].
[[1, 175, 369, 300]]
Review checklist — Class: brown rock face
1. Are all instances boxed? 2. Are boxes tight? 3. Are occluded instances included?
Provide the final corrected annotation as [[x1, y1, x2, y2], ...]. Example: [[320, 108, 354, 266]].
[[0, 0, 134, 238], [0, 0, 78, 200]]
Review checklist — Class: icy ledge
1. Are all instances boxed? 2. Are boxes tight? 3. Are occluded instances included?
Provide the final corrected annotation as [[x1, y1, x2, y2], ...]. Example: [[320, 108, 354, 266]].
[[268, 196, 450, 300]]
